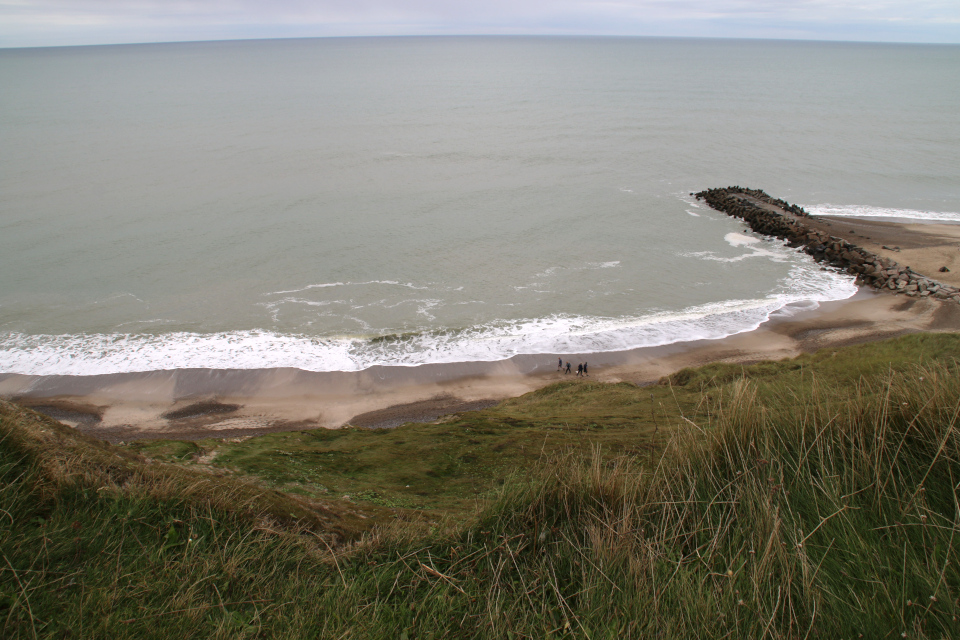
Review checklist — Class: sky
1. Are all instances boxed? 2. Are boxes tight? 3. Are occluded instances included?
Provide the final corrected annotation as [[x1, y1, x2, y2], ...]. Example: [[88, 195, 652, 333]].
[[1, 0, 958, 48]]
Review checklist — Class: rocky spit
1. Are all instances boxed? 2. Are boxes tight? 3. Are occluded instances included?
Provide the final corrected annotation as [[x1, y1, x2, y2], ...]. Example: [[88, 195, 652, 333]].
[[695, 187, 960, 302]]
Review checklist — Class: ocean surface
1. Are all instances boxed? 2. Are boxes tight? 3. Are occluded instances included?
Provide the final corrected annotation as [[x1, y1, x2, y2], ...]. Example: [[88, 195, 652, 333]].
[[1, 37, 959, 375]]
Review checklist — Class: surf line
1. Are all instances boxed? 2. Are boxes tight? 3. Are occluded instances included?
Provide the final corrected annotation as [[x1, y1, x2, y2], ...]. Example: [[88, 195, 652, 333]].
[[694, 187, 960, 302]]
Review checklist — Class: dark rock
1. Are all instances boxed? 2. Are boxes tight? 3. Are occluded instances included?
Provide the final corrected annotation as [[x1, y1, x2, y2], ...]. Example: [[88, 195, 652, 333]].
[[693, 186, 951, 302], [841, 251, 865, 265]]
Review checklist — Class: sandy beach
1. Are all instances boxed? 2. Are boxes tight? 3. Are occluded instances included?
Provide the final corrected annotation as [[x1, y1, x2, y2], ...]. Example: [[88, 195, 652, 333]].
[[802, 216, 960, 288], [4, 214, 960, 442]]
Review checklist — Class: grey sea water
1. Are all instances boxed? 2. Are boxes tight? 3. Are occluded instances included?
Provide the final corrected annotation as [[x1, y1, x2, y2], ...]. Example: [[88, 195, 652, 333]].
[[1, 37, 958, 374]]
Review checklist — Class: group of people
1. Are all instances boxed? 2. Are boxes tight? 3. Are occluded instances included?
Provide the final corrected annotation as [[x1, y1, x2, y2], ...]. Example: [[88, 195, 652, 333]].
[[557, 358, 588, 376]]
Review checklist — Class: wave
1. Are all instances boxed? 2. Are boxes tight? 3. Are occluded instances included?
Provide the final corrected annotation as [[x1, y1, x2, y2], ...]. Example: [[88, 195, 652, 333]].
[[0, 264, 856, 376], [806, 204, 960, 222], [266, 280, 429, 296], [680, 233, 787, 263]]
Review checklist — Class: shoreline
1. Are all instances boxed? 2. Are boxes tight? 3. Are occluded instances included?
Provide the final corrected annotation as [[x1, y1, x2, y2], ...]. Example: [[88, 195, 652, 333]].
[[5, 204, 960, 442], [4, 286, 960, 442]]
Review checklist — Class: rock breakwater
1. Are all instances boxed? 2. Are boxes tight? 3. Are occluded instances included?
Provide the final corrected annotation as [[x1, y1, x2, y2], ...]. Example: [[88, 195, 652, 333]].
[[695, 187, 960, 302]]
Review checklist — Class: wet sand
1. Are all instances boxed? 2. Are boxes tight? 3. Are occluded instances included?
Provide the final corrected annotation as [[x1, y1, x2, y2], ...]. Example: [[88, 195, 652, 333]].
[[802, 215, 960, 288], [4, 286, 960, 442]]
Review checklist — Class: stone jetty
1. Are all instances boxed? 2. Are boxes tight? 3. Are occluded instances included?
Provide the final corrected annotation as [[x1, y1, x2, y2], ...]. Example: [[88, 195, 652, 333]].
[[695, 187, 960, 302]]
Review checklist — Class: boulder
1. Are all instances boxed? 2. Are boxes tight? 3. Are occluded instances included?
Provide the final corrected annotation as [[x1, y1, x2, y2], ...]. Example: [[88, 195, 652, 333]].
[[842, 251, 865, 265]]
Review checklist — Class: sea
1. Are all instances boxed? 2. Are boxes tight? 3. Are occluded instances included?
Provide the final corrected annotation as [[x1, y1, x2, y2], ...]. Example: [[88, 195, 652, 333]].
[[1, 36, 959, 376]]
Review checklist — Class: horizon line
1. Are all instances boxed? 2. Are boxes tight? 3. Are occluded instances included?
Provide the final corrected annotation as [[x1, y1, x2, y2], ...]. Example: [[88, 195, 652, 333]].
[[4, 32, 960, 51]]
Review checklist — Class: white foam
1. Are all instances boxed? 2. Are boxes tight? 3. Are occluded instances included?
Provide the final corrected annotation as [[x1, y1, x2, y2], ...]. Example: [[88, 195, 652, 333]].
[[534, 262, 620, 280], [115, 318, 176, 328], [97, 292, 146, 304], [0, 207, 860, 377], [534, 266, 562, 278], [0, 264, 856, 376], [266, 280, 428, 296], [807, 203, 960, 222], [675, 191, 706, 211], [724, 233, 760, 247], [682, 232, 785, 263], [267, 282, 347, 295]]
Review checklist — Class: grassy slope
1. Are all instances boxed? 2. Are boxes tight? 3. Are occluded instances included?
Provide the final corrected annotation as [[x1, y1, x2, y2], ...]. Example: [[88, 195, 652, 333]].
[[132, 333, 960, 515], [2, 332, 960, 638]]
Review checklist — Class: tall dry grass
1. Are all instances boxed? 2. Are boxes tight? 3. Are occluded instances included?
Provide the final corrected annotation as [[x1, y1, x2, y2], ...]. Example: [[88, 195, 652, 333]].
[[3, 360, 959, 638], [426, 362, 960, 637]]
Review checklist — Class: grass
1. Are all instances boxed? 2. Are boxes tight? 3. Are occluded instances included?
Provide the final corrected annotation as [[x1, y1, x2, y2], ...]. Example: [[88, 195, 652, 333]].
[[130, 333, 960, 516], [3, 332, 960, 638]]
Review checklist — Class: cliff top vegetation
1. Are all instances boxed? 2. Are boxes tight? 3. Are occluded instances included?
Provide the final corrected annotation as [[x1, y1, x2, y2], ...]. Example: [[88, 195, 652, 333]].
[[3, 333, 960, 638]]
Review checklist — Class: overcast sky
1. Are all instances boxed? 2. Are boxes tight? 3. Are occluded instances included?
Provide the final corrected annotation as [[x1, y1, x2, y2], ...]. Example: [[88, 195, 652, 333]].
[[1, 0, 958, 48]]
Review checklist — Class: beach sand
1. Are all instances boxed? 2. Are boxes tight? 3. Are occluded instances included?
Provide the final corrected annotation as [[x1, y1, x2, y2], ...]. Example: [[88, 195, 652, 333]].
[[4, 215, 960, 442], [802, 216, 960, 288]]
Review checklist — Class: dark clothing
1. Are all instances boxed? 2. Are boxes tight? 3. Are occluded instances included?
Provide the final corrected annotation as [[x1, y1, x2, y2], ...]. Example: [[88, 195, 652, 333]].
[[558, 358, 563, 371], [583, 363, 588, 376], [565, 362, 572, 374], [576, 364, 583, 376]]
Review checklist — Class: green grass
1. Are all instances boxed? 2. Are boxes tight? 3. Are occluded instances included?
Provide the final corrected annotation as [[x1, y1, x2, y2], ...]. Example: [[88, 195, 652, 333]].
[[3, 332, 960, 638], [130, 333, 960, 516]]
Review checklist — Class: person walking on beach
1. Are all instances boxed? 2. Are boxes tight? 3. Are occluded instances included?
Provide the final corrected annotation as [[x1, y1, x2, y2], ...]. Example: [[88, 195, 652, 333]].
[[576, 363, 583, 377], [558, 357, 563, 371], [583, 362, 588, 376], [565, 362, 572, 374]]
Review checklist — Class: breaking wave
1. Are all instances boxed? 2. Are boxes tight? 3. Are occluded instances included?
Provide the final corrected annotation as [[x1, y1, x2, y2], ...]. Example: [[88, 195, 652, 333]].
[[0, 263, 856, 376], [807, 204, 960, 222]]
